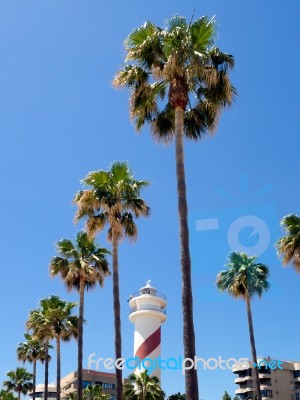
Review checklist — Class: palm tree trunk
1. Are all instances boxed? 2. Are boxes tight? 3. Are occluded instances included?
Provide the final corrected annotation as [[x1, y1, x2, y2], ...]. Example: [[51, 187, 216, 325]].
[[56, 337, 61, 400], [78, 277, 85, 400], [18, 390, 21, 400], [174, 106, 199, 400], [112, 228, 122, 400], [45, 340, 49, 400], [33, 359, 36, 400], [245, 294, 262, 400]]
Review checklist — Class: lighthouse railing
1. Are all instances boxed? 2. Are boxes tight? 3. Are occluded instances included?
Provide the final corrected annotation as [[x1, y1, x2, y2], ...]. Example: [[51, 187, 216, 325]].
[[130, 304, 166, 315], [129, 291, 166, 300]]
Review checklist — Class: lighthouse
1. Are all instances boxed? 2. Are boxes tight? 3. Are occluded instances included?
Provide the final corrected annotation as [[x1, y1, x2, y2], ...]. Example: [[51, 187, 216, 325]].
[[129, 280, 167, 381]]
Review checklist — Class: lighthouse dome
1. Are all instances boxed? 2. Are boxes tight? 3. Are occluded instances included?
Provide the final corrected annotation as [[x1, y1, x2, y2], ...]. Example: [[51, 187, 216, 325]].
[[140, 280, 156, 296]]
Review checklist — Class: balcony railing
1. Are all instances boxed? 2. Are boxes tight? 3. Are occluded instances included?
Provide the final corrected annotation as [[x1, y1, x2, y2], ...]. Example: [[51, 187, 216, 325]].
[[129, 291, 166, 300], [130, 304, 166, 314]]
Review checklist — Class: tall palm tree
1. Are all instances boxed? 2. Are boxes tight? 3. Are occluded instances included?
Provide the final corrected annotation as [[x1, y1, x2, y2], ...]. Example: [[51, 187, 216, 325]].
[[17, 334, 47, 400], [276, 214, 300, 270], [3, 368, 33, 400], [74, 161, 150, 400], [217, 252, 270, 400], [26, 306, 54, 400], [113, 16, 235, 399], [37, 296, 79, 400], [50, 231, 110, 400], [123, 371, 165, 400]]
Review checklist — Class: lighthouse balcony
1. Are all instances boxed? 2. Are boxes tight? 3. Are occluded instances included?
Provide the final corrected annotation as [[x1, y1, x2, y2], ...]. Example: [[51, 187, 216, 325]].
[[130, 304, 166, 315]]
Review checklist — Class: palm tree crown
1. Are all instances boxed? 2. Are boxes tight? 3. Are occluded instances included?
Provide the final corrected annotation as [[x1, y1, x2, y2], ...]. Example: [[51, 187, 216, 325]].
[[17, 334, 47, 364], [74, 161, 150, 240], [276, 214, 300, 271], [3, 368, 33, 400], [123, 371, 165, 400], [50, 231, 110, 290], [113, 15, 236, 141], [217, 252, 270, 298]]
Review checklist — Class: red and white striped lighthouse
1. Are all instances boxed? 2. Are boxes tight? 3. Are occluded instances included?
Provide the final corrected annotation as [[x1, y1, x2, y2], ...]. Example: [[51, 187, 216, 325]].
[[129, 281, 167, 381]]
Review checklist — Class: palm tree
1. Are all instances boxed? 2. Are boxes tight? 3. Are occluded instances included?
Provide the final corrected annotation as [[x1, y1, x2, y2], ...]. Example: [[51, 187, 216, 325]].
[[113, 16, 236, 399], [168, 394, 185, 400], [50, 231, 110, 400], [65, 393, 78, 400], [17, 334, 47, 400], [26, 306, 54, 400], [222, 391, 231, 400], [123, 371, 165, 400], [74, 161, 150, 400], [37, 296, 79, 400], [217, 252, 270, 400], [276, 214, 300, 270], [3, 368, 33, 400], [65, 385, 110, 400], [82, 385, 110, 400], [0, 390, 18, 400]]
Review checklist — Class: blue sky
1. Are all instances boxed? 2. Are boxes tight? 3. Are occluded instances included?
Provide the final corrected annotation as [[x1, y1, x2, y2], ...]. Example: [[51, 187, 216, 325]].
[[0, 1, 299, 399]]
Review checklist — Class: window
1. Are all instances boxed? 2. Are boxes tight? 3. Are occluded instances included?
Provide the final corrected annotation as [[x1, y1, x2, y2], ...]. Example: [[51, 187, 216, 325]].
[[295, 382, 300, 390], [95, 381, 102, 386], [82, 381, 92, 389], [31, 393, 57, 398], [240, 382, 253, 389], [238, 369, 252, 378], [294, 370, 300, 378], [261, 389, 273, 398], [102, 383, 115, 390], [261, 379, 272, 386], [259, 366, 271, 375], [296, 394, 300, 400]]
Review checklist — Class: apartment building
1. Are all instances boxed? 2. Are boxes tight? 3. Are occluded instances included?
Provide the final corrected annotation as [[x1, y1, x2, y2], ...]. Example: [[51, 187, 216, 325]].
[[61, 369, 120, 400], [233, 358, 300, 399]]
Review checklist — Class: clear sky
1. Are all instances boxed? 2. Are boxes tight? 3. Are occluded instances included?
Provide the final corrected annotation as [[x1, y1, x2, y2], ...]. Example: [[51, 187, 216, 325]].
[[0, 1, 299, 399]]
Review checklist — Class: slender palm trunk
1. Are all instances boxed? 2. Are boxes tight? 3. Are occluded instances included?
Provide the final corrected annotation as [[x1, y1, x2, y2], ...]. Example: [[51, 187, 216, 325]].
[[18, 390, 21, 400], [78, 278, 85, 400], [245, 294, 262, 400], [174, 106, 198, 400], [32, 359, 36, 400], [45, 340, 49, 400], [56, 337, 61, 400], [112, 229, 122, 400]]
